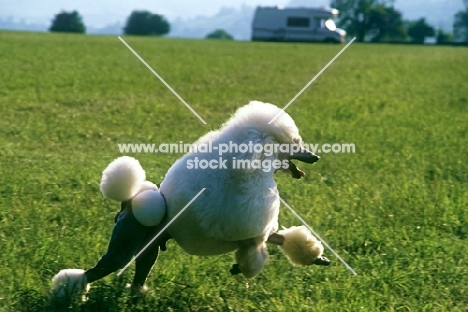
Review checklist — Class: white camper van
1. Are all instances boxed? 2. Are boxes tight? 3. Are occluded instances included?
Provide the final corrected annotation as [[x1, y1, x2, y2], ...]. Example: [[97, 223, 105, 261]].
[[252, 6, 346, 43]]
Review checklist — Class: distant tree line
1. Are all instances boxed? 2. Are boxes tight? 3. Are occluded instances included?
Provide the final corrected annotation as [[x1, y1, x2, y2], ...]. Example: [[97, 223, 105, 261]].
[[48, 9, 235, 40], [49, 10, 170, 36], [49, 11, 86, 34], [205, 29, 234, 40], [123, 11, 170, 36], [331, 0, 468, 43], [48, 2, 468, 44]]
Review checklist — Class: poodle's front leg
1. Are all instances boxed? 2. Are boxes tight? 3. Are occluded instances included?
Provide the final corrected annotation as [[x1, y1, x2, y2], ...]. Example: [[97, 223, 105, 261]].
[[232, 238, 269, 279], [266, 232, 285, 245]]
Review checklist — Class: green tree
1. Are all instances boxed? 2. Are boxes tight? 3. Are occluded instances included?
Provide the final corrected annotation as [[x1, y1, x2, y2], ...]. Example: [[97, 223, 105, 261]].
[[331, 0, 394, 42], [436, 29, 453, 44], [368, 4, 406, 42], [124, 11, 170, 36], [49, 11, 86, 34], [205, 29, 234, 40], [454, 0, 468, 42], [408, 18, 435, 44]]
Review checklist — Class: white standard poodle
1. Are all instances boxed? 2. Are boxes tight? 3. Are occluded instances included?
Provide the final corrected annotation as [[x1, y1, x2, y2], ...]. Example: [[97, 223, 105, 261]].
[[51, 101, 330, 299]]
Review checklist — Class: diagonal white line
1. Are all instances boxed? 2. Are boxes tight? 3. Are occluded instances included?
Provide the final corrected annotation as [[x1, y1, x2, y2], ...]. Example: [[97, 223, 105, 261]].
[[118, 36, 207, 125], [270, 188, 357, 275], [268, 37, 356, 124], [117, 188, 206, 276]]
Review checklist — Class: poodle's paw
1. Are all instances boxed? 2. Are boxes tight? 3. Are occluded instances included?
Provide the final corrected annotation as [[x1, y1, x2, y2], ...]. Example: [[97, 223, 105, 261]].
[[230, 264, 242, 275], [278, 226, 326, 266], [51, 269, 90, 302], [314, 256, 331, 266]]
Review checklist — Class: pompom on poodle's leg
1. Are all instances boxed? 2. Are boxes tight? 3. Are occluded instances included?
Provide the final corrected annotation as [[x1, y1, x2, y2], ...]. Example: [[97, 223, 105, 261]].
[[231, 238, 269, 279], [267, 226, 331, 266], [52, 200, 168, 299], [51, 269, 90, 301], [50, 201, 138, 300]]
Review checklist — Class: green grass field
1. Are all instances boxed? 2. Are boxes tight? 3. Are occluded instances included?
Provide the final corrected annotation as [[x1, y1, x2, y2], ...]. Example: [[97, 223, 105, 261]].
[[0, 30, 467, 311]]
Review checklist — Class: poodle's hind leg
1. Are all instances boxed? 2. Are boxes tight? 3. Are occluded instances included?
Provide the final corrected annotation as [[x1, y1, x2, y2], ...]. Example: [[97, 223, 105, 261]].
[[232, 238, 269, 279], [130, 246, 159, 294], [52, 201, 151, 300], [84, 202, 155, 284], [131, 228, 171, 294]]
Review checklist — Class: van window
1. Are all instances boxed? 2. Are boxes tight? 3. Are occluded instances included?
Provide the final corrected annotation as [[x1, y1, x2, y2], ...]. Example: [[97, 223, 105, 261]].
[[314, 18, 321, 29], [287, 17, 310, 28]]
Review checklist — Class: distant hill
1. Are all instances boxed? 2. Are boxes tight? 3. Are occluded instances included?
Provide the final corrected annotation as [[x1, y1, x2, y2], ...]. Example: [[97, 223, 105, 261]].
[[168, 5, 254, 40], [0, 17, 47, 32], [288, 0, 329, 7], [0, 17, 123, 35], [87, 22, 123, 35], [398, 0, 463, 31]]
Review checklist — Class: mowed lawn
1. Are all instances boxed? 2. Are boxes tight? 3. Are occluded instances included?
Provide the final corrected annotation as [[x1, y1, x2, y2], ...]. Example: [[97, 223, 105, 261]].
[[0, 31, 467, 311]]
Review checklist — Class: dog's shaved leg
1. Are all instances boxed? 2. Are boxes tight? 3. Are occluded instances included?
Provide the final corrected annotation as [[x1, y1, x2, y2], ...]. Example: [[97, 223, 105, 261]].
[[85, 201, 159, 284], [131, 247, 159, 294], [131, 229, 171, 292], [230, 235, 282, 276], [266, 232, 285, 245], [231, 238, 269, 278], [229, 263, 241, 275]]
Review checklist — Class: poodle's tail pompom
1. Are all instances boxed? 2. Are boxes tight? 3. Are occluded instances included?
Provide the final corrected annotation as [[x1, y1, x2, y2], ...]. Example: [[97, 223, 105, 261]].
[[100, 156, 146, 202], [51, 269, 90, 301], [278, 226, 324, 266]]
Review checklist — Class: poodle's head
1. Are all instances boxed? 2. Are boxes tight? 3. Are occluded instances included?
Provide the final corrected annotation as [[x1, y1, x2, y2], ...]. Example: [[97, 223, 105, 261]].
[[223, 101, 301, 143], [223, 101, 319, 178]]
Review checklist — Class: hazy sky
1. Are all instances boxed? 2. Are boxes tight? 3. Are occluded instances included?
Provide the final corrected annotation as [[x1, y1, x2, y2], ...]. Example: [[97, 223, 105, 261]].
[[0, 0, 328, 26], [0, 0, 462, 29]]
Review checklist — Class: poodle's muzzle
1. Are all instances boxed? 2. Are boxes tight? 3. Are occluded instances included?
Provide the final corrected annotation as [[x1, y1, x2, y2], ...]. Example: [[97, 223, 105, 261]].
[[286, 145, 320, 164], [280, 145, 319, 179]]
